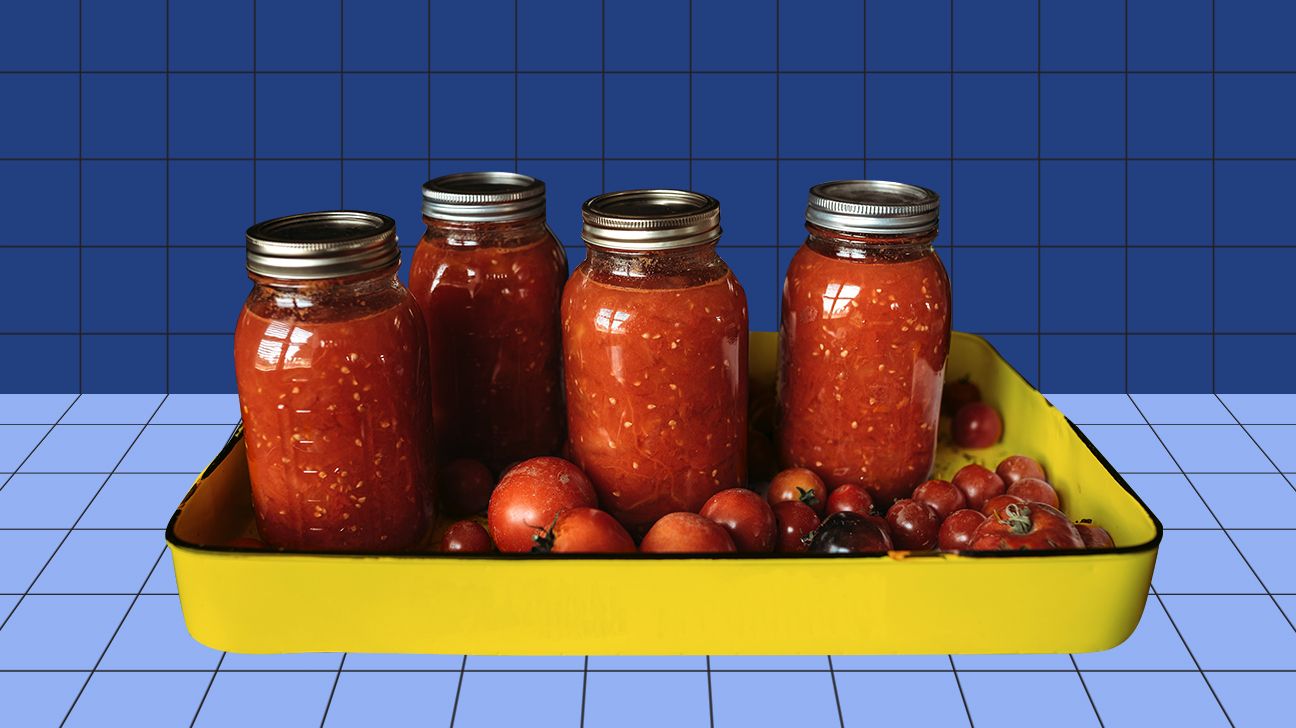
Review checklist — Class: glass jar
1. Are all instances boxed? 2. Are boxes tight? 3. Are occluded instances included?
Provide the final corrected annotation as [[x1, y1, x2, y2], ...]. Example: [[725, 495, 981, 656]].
[[410, 172, 567, 472], [777, 181, 951, 507], [563, 190, 749, 534], [234, 211, 434, 551]]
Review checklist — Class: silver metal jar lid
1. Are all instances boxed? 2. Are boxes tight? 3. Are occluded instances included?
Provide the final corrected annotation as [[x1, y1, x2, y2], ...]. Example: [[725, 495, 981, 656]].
[[421, 171, 546, 223], [806, 180, 940, 235], [245, 211, 400, 280], [581, 189, 722, 251]]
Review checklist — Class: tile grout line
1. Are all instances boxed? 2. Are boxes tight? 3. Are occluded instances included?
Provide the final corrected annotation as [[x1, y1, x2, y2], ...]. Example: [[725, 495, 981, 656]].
[[826, 655, 845, 728], [1147, 584, 1237, 727], [17, 67, 1296, 75], [165, 0, 171, 392], [0, 394, 82, 494], [319, 653, 347, 728], [1035, 0, 1043, 388], [1123, 0, 1129, 391], [1212, 395, 1296, 495], [188, 652, 227, 728], [0, 667, 1293, 674], [705, 655, 714, 728], [448, 654, 467, 727], [1068, 652, 1106, 728], [77, 0, 83, 391], [947, 654, 974, 727], [579, 655, 589, 728]]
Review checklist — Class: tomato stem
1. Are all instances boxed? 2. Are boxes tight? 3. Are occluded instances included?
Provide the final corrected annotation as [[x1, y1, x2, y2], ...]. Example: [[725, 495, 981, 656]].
[[997, 503, 1033, 536], [797, 486, 819, 507]]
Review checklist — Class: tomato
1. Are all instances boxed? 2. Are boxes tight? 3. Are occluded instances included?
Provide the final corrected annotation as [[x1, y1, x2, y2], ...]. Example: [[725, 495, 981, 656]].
[[809, 512, 892, 554], [1006, 477, 1060, 510], [440, 520, 493, 553], [767, 468, 828, 515], [439, 458, 495, 516], [772, 500, 821, 553], [941, 379, 981, 417], [1076, 521, 1115, 549], [228, 536, 266, 549], [700, 488, 777, 553], [886, 498, 940, 551], [640, 512, 736, 553], [953, 402, 1002, 449], [911, 479, 966, 521], [981, 493, 1027, 517], [951, 463, 1006, 511], [938, 509, 987, 551], [968, 502, 1084, 550], [531, 507, 635, 554], [486, 457, 598, 552], [825, 483, 875, 517], [995, 454, 1047, 487]]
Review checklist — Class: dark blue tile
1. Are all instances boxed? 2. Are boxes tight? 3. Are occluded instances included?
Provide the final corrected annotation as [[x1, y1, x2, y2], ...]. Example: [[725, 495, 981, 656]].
[[779, 0, 863, 71], [692, 74, 776, 158], [693, 0, 775, 71], [1128, 74, 1212, 158], [256, 0, 340, 71], [517, 0, 600, 71], [83, 248, 166, 333], [1040, 74, 1124, 157], [1217, 75, 1296, 157], [776, 160, 863, 244], [1041, 335, 1125, 392], [953, 73, 1036, 158], [1127, 160, 1211, 245], [1128, 0, 1212, 70], [1215, 0, 1296, 71], [0, 248, 78, 332], [867, 0, 950, 71], [0, 75, 78, 158], [169, 247, 248, 333], [169, 74, 253, 158], [0, 2, 76, 69], [169, 160, 254, 245], [1040, 0, 1123, 70], [605, 74, 689, 157], [606, 0, 688, 71], [0, 336, 78, 391], [169, 0, 252, 71], [864, 159, 951, 245], [517, 74, 601, 157], [343, 73, 427, 157], [981, 334, 1039, 386], [343, 0, 427, 71], [84, 335, 168, 393], [341, 160, 427, 246], [779, 74, 864, 157], [1040, 248, 1124, 333], [514, 160, 602, 245], [257, 73, 341, 158], [1216, 248, 1296, 333], [84, 0, 165, 70], [1216, 335, 1296, 393], [1040, 161, 1124, 245], [169, 335, 237, 393], [1215, 161, 1293, 245], [83, 74, 166, 158], [426, 73, 513, 157], [429, 0, 513, 71], [953, 248, 1037, 332], [952, 160, 1037, 245], [255, 160, 343, 220], [724, 247, 776, 331], [865, 73, 950, 158], [83, 161, 167, 245], [952, 0, 1035, 70], [602, 160, 690, 192], [0, 162, 77, 245], [693, 161, 777, 244], [1128, 248, 1212, 333]]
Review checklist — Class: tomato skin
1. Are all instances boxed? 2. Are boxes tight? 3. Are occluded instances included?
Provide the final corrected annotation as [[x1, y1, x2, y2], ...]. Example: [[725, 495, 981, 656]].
[[809, 512, 893, 554], [825, 483, 875, 517], [228, 536, 266, 549], [995, 455, 1047, 487], [1007, 477, 1060, 510], [912, 479, 966, 521], [772, 500, 821, 553], [938, 509, 987, 551], [767, 468, 828, 515], [953, 402, 1003, 449], [941, 379, 981, 417], [968, 502, 1084, 551], [439, 458, 496, 516], [886, 498, 940, 550], [440, 520, 494, 553], [641, 512, 736, 553], [1076, 522, 1115, 549], [981, 493, 1027, 517], [536, 507, 635, 553], [951, 464, 1006, 511], [487, 457, 598, 553], [700, 488, 777, 553]]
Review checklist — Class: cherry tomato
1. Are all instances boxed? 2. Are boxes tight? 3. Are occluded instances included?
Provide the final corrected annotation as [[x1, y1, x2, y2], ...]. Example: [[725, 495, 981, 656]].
[[1007, 477, 1060, 510], [809, 512, 892, 554], [440, 520, 493, 553], [953, 402, 1003, 449], [995, 454, 1047, 487], [825, 483, 875, 517], [767, 468, 828, 515], [938, 509, 987, 551], [439, 458, 495, 516], [700, 488, 777, 553], [942, 379, 982, 417], [981, 493, 1027, 517], [911, 479, 966, 521], [487, 457, 597, 553], [640, 512, 736, 553], [968, 502, 1084, 551], [951, 463, 1006, 511], [531, 507, 635, 554], [886, 498, 940, 550], [1076, 521, 1115, 549], [772, 500, 821, 553]]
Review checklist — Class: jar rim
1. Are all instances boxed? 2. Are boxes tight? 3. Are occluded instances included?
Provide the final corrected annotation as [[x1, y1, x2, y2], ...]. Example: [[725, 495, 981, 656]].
[[806, 180, 939, 235]]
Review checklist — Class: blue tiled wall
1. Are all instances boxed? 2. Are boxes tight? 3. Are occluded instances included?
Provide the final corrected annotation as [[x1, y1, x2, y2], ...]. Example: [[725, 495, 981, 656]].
[[0, 0, 1293, 393]]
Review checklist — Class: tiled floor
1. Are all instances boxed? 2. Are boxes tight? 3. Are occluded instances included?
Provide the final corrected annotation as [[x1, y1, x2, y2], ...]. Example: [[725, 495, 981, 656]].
[[0, 393, 1293, 727]]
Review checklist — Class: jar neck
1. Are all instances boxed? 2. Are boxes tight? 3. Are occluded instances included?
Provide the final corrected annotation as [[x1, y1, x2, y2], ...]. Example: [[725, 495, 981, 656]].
[[246, 265, 405, 322], [583, 243, 729, 289], [804, 222, 937, 262], [421, 214, 549, 248]]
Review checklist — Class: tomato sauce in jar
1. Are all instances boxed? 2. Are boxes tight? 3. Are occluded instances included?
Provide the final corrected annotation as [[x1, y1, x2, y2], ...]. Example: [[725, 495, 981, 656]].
[[410, 173, 566, 471], [778, 181, 951, 506], [563, 190, 748, 534], [234, 212, 434, 551]]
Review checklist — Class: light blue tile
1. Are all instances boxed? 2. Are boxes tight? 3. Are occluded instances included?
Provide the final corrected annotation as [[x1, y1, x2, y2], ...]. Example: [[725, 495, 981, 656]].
[[0, 474, 106, 528], [1161, 595, 1296, 670], [194, 672, 334, 728], [584, 672, 711, 728], [65, 671, 210, 728], [587, 655, 707, 670], [119, 425, 234, 473], [960, 672, 1099, 728], [1151, 530, 1264, 594], [1154, 425, 1275, 473], [1206, 672, 1296, 728], [1073, 598, 1196, 671], [710, 655, 829, 670], [220, 651, 344, 671], [1131, 394, 1236, 424], [1231, 531, 1296, 594], [953, 652, 1074, 670], [1045, 394, 1145, 424], [1246, 425, 1296, 472], [1278, 595, 1296, 624], [141, 548, 178, 594], [323, 671, 459, 728], [831, 653, 952, 670], [1192, 474, 1296, 528], [99, 595, 222, 670], [1084, 672, 1228, 728], [454, 671, 584, 728], [465, 655, 585, 670], [0, 425, 50, 471], [79, 473, 194, 529], [341, 652, 462, 670], [1124, 474, 1218, 529], [711, 671, 840, 728], [0, 595, 132, 669], [1219, 394, 1296, 425], [837, 672, 970, 727], [0, 594, 16, 622], [152, 394, 242, 425], [62, 394, 164, 424], [0, 394, 76, 424], [1074, 425, 1177, 473], [0, 530, 64, 592], [0, 671, 89, 728], [32, 530, 164, 594], [19, 425, 142, 473]]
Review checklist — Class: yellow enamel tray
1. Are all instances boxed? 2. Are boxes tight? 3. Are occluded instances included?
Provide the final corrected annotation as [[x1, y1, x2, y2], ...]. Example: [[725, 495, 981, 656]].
[[167, 332, 1160, 655]]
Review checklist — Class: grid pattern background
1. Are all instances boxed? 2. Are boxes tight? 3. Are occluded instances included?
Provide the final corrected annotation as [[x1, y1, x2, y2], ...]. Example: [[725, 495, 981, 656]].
[[0, 0, 1294, 394]]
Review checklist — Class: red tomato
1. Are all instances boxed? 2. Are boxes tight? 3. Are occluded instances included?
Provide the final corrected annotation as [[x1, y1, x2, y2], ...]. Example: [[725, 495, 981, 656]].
[[1007, 477, 1060, 510], [968, 502, 1084, 551], [439, 458, 495, 516], [825, 483, 875, 517], [995, 455, 1047, 487], [487, 457, 597, 552], [767, 468, 828, 515], [911, 479, 966, 521], [953, 402, 1003, 449], [228, 536, 265, 549], [1076, 522, 1115, 549], [772, 500, 821, 553], [640, 512, 736, 553], [981, 493, 1027, 517], [886, 499, 940, 550], [938, 509, 987, 551], [941, 379, 981, 417], [440, 520, 493, 553], [951, 463, 1006, 511], [700, 488, 777, 553], [532, 507, 635, 554]]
